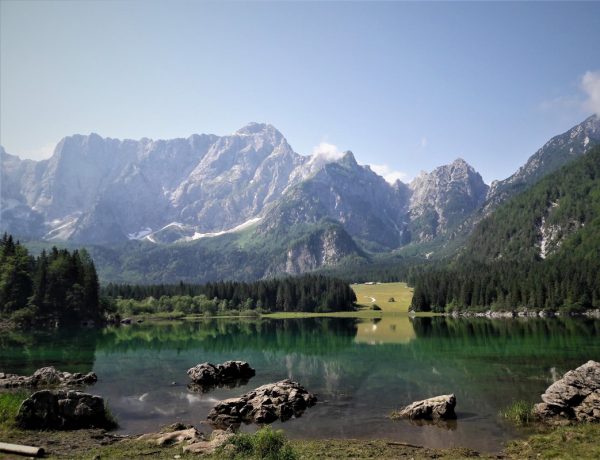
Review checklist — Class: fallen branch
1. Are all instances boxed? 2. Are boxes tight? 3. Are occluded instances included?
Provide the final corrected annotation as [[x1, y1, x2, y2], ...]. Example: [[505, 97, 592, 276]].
[[0, 441, 45, 457]]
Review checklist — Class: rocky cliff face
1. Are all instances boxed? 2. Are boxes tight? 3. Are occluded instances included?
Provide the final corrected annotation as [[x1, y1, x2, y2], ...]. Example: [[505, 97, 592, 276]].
[[408, 159, 488, 241], [1, 124, 310, 244], [258, 151, 411, 250]]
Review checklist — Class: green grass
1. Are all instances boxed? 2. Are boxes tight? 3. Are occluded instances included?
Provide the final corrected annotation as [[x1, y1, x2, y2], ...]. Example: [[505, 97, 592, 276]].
[[500, 400, 534, 425], [505, 423, 600, 459], [219, 427, 297, 460], [351, 282, 413, 312], [0, 391, 28, 429]]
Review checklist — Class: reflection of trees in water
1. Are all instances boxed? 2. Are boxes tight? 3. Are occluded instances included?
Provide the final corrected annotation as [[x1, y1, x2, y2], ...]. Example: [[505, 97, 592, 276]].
[[0, 327, 98, 375], [98, 318, 359, 355]]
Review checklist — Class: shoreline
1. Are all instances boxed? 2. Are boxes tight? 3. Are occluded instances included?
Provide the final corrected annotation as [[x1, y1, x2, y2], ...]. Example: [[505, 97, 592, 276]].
[[0, 423, 598, 459]]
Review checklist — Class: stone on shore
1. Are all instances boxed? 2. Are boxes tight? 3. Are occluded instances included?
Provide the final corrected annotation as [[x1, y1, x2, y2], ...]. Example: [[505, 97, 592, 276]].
[[0, 366, 97, 389], [207, 379, 317, 428], [392, 394, 457, 421], [137, 424, 233, 454], [187, 361, 255, 387], [16, 389, 115, 430], [533, 360, 600, 424]]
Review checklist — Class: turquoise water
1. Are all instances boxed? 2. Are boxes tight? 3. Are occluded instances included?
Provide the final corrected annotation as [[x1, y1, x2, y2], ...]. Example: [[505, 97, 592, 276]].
[[2, 315, 600, 452]]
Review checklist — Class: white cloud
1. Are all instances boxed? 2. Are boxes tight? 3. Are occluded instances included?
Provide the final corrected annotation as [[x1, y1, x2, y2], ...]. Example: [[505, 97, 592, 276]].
[[420, 137, 428, 148], [310, 141, 344, 162], [582, 70, 600, 115], [370, 163, 408, 184], [21, 142, 56, 161]]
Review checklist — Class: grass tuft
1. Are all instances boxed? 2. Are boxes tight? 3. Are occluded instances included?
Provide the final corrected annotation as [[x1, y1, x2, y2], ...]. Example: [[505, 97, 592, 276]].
[[219, 427, 297, 460], [500, 400, 534, 425]]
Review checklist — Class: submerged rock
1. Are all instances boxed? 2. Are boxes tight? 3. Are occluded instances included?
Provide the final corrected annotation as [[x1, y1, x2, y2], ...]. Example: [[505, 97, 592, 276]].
[[534, 360, 600, 424], [16, 389, 114, 430], [187, 361, 255, 388], [392, 394, 457, 421], [207, 379, 317, 428], [0, 366, 97, 389]]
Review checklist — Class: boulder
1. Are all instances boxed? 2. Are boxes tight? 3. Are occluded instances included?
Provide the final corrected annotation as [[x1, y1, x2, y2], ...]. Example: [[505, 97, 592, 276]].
[[187, 361, 255, 388], [533, 360, 600, 424], [16, 389, 115, 430], [392, 394, 457, 421], [207, 379, 317, 428], [0, 366, 97, 389]]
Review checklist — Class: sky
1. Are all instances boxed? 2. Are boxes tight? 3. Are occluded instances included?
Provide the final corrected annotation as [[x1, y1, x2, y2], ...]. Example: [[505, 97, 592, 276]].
[[1, 1, 600, 184]]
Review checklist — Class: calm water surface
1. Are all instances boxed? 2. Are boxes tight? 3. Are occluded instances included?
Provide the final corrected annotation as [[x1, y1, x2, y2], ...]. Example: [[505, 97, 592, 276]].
[[2, 315, 600, 453]]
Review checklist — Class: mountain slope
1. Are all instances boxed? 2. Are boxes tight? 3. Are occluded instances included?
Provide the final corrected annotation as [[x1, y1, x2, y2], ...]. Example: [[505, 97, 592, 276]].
[[410, 144, 600, 312], [485, 114, 600, 211]]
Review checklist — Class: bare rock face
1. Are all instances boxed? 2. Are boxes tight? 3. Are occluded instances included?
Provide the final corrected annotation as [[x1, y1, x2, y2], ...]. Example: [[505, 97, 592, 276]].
[[187, 361, 255, 390], [16, 389, 114, 430], [534, 360, 600, 424], [207, 379, 317, 428], [393, 394, 457, 421], [0, 366, 97, 389]]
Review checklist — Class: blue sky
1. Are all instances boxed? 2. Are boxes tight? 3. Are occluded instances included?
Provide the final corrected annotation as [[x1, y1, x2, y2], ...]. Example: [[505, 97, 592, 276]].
[[1, 1, 599, 183]]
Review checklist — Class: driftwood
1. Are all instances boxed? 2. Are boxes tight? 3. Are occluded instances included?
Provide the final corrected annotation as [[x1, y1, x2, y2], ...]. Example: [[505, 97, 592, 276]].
[[0, 441, 45, 457]]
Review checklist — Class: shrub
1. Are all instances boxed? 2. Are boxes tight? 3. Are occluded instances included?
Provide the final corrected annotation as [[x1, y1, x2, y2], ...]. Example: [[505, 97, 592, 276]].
[[388, 297, 395, 302], [220, 427, 297, 460], [500, 400, 534, 425], [371, 304, 382, 311]]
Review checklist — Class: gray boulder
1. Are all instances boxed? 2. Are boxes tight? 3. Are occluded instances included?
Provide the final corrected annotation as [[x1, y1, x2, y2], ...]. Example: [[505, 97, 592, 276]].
[[187, 361, 255, 388], [16, 389, 115, 430], [534, 360, 600, 424], [207, 379, 317, 428], [0, 366, 97, 389], [392, 394, 457, 421]]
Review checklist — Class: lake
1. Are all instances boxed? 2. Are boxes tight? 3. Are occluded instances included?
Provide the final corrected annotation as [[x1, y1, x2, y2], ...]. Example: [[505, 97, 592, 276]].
[[2, 315, 600, 453]]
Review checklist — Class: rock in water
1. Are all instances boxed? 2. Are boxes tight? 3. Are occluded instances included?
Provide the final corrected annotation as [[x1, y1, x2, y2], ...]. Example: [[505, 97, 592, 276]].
[[393, 394, 457, 420], [207, 379, 317, 428], [0, 366, 97, 389], [16, 389, 114, 430], [534, 360, 600, 424], [187, 361, 255, 387]]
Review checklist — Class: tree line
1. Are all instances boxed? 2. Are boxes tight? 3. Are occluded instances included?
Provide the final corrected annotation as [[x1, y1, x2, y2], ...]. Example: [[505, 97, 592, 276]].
[[102, 274, 357, 314], [0, 233, 102, 326]]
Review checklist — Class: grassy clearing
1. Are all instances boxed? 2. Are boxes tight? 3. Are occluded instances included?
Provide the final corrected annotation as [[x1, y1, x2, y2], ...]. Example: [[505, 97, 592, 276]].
[[500, 400, 534, 425], [351, 282, 413, 312]]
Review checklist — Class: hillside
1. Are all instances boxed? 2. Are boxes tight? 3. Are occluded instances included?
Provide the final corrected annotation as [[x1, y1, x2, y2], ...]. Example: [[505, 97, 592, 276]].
[[411, 145, 600, 312]]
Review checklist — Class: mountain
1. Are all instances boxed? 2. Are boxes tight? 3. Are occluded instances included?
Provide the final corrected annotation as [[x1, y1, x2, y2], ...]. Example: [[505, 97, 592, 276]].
[[1, 123, 310, 244], [410, 144, 600, 312], [1, 122, 491, 282], [485, 114, 600, 211], [257, 151, 411, 251], [408, 158, 488, 242]]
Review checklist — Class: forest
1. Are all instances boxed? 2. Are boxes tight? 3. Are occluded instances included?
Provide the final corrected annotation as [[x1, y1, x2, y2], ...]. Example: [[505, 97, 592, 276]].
[[103, 274, 357, 315], [0, 233, 103, 326]]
